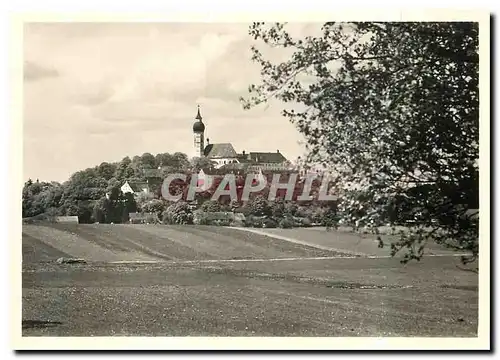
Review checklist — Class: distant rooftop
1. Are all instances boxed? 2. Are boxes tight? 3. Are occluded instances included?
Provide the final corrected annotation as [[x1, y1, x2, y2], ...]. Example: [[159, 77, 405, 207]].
[[241, 151, 288, 164], [204, 143, 238, 158]]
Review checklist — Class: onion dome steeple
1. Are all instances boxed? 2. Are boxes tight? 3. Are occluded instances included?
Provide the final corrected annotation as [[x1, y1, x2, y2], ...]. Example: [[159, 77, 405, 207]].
[[193, 105, 205, 132]]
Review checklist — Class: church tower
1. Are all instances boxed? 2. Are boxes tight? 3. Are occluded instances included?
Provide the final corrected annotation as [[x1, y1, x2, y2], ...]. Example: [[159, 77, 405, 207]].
[[192, 105, 205, 158]]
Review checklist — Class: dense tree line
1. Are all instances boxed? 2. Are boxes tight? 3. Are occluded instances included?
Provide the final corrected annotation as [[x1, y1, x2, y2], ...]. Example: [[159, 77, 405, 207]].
[[23, 148, 341, 225], [22, 152, 191, 223]]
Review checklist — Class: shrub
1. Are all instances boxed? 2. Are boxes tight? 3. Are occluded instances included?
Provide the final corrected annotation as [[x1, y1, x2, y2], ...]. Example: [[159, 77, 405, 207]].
[[300, 217, 312, 227], [308, 206, 327, 224], [294, 205, 309, 218], [279, 217, 294, 229], [252, 220, 263, 228], [144, 212, 160, 224], [262, 218, 278, 228], [233, 206, 246, 214], [141, 198, 167, 216], [136, 192, 155, 210], [193, 210, 235, 226], [195, 217, 211, 225], [243, 215, 256, 227], [242, 215, 252, 227], [242, 215, 277, 228], [322, 214, 339, 230], [128, 212, 159, 224], [232, 213, 246, 227], [200, 200, 222, 213], [195, 216, 231, 226], [211, 219, 232, 226], [291, 216, 312, 227], [271, 199, 286, 218], [247, 195, 272, 217], [192, 210, 208, 225], [162, 201, 193, 225], [230, 199, 241, 211], [243, 215, 266, 228], [284, 202, 298, 216], [237, 205, 252, 217]]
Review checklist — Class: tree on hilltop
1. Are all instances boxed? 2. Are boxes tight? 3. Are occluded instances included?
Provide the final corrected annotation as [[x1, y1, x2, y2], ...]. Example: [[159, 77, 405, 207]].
[[190, 157, 216, 171]]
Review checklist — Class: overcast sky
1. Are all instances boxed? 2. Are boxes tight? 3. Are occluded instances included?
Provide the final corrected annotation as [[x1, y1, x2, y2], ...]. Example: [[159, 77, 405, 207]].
[[23, 22, 324, 182]]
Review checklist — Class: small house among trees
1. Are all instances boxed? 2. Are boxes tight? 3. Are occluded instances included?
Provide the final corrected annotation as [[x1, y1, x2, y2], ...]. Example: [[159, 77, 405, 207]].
[[120, 181, 149, 196]]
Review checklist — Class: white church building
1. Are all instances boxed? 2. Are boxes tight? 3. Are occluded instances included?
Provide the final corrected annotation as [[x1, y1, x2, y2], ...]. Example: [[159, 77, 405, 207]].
[[192, 106, 292, 170]]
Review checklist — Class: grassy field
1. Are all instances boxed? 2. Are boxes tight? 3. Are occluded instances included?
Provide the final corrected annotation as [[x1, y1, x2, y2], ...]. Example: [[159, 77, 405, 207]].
[[22, 223, 478, 337]]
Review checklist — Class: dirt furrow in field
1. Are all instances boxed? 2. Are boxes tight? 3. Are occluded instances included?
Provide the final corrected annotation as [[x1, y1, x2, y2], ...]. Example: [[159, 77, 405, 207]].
[[92, 225, 214, 260], [22, 233, 71, 263], [131, 225, 230, 259], [209, 226, 355, 257], [22, 225, 155, 262], [185, 225, 351, 259], [46, 224, 171, 261]]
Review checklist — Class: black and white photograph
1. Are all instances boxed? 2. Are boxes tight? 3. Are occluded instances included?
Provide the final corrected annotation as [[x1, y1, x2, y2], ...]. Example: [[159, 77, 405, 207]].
[[12, 10, 490, 350]]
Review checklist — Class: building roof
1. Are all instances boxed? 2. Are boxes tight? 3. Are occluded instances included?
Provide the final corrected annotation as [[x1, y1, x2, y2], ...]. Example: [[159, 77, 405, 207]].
[[124, 181, 148, 192], [235, 154, 252, 163], [193, 106, 205, 132], [242, 151, 287, 164], [195, 106, 202, 120], [204, 143, 238, 158], [193, 120, 205, 132]]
